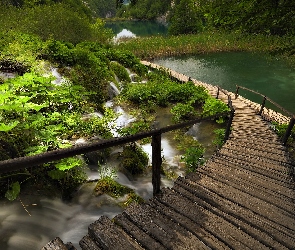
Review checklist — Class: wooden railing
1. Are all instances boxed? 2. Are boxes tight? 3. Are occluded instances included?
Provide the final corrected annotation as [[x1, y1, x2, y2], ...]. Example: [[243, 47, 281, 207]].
[[0, 112, 232, 195], [216, 86, 235, 142], [235, 85, 295, 145]]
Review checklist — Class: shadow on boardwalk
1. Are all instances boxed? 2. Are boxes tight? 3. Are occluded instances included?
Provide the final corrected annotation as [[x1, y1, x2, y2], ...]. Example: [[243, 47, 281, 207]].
[[43, 62, 295, 250]]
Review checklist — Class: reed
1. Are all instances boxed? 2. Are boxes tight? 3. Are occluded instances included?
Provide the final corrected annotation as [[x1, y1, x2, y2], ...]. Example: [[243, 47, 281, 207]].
[[114, 31, 295, 67]]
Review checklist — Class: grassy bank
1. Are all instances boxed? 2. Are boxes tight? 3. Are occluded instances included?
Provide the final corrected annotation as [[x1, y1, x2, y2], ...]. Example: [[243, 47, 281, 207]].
[[114, 31, 295, 67]]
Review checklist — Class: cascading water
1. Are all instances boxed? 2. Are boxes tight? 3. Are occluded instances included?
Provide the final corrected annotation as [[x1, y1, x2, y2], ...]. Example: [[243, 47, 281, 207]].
[[0, 65, 220, 250]]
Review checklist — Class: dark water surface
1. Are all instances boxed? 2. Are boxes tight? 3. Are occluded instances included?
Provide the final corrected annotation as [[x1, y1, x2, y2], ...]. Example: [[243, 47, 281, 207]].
[[154, 52, 295, 114]]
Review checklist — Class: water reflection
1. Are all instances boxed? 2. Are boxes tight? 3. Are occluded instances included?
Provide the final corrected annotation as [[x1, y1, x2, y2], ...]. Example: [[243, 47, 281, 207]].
[[154, 52, 295, 113]]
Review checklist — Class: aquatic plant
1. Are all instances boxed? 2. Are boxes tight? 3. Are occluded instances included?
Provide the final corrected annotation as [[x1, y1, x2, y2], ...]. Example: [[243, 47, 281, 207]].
[[213, 128, 226, 148], [181, 146, 205, 173]]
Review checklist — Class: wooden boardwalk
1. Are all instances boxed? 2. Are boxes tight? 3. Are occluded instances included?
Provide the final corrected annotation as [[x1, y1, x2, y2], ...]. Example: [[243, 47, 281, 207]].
[[43, 63, 295, 250]]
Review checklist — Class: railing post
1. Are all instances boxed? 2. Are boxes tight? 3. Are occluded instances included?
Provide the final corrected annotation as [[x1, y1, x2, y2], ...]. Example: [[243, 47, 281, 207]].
[[235, 86, 240, 99], [258, 96, 266, 115], [282, 117, 295, 146], [216, 86, 220, 99], [224, 97, 234, 142], [152, 132, 162, 195], [224, 109, 234, 142]]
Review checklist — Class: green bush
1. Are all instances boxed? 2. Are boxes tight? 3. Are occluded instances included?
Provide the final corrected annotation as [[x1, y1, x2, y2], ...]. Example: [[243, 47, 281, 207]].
[[272, 122, 295, 145], [202, 96, 230, 121], [181, 146, 205, 173], [107, 49, 148, 75], [0, 3, 113, 44], [171, 103, 196, 122], [213, 128, 226, 148], [122, 74, 208, 108], [0, 31, 43, 73]]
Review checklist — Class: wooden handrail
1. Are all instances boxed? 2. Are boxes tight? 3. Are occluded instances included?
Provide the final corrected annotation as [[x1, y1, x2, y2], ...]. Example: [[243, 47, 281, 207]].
[[215, 86, 235, 142], [0, 113, 230, 194], [235, 85, 293, 117], [235, 85, 295, 145]]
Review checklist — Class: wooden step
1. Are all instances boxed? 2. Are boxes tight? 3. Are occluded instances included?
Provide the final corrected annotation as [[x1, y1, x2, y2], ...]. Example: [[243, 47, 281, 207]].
[[173, 179, 289, 250], [157, 188, 269, 249], [176, 176, 295, 249], [184, 173, 295, 239], [122, 202, 209, 249], [114, 214, 165, 250], [86, 216, 144, 250]]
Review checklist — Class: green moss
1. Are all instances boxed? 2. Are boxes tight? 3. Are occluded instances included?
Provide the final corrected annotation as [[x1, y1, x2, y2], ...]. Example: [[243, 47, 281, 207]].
[[95, 177, 132, 197], [94, 177, 144, 207], [120, 143, 149, 175]]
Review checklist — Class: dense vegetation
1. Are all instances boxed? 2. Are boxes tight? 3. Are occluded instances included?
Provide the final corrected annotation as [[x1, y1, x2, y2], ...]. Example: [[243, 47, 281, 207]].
[[117, 0, 295, 36], [116, 0, 171, 20], [1, 0, 294, 202], [0, 30, 146, 200], [0, 1, 113, 44]]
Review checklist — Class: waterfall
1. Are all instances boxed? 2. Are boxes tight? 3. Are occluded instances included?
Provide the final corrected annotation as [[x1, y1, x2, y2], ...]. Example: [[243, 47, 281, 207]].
[[108, 82, 121, 99]]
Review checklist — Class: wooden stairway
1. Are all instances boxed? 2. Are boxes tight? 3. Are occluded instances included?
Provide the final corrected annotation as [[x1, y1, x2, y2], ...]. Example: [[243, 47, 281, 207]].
[[43, 69, 295, 250]]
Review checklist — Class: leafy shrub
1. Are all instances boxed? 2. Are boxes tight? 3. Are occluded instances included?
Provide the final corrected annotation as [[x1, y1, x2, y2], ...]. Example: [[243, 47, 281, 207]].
[[271, 122, 295, 145], [0, 3, 113, 44], [41, 40, 75, 66], [171, 103, 196, 122], [181, 146, 205, 173], [122, 74, 208, 108], [202, 96, 230, 122], [0, 70, 117, 200], [107, 49, 148, 75], [213, 128, 226, 148], [117, 120, 151, 137]]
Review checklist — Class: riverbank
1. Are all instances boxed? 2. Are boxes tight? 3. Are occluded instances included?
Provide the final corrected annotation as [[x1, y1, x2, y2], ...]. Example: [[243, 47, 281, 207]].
[[114, 31, 295, 67]]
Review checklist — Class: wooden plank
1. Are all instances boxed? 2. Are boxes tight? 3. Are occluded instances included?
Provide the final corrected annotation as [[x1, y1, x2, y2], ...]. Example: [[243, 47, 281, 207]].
[[114, 213, 166, 250], [41, 237, 73, 250], [149, 198, 230, 250], [124, 202, 209, 249], [88, 216, 143, 250], [79, 235, 102, 250]]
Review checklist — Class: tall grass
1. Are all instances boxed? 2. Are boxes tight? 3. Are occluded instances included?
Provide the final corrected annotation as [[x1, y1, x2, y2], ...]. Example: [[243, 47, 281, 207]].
[[114, 31, 295, 67]]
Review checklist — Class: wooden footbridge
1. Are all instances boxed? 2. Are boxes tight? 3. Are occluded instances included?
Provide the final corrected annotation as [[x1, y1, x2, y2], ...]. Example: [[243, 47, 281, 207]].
[[28, 62, 295, 249]]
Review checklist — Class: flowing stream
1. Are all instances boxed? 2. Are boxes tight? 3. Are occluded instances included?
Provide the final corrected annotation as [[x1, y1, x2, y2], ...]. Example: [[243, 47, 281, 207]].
[[0, 97, 219, 250], [2, 46, 294, 250]]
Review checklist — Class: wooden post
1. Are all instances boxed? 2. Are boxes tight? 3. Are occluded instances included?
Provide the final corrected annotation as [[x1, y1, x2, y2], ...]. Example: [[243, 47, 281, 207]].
[[259, 96, 266, 115], [216, 86, 220, 99], [224, 109, 234, 142], [235, 86, 240, 99], [152, 133, 162, 195], [282, 117, 295, 146], [224, 97, 234, 142]]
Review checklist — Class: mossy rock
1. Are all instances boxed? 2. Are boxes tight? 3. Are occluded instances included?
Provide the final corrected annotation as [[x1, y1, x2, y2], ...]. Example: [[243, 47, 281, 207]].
[[95, 177, 133, 198], [94, 177, 144, 207], [120, 143, 149, 175]]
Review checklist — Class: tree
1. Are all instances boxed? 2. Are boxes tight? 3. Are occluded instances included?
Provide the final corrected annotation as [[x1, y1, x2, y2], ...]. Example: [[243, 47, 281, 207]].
[[168, 0, 204, 35]]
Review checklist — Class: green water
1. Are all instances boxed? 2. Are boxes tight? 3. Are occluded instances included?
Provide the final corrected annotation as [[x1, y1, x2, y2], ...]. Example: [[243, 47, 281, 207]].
[[105, 20, 168, 37], [154, 52, 295, 114]]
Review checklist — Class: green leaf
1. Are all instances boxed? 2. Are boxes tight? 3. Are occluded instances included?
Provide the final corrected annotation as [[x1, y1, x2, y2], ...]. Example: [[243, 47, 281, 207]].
[[48, 169, 66, 180], [5, 182, 20, 201], [55, 157, 83, 171], [0, 121, 20, 132]]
